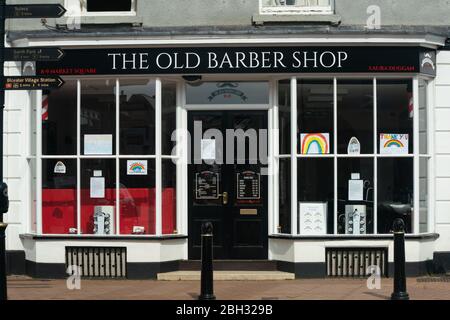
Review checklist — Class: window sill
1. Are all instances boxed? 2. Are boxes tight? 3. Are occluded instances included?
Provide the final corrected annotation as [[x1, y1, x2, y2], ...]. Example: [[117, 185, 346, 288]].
[[20, 233, 187, 241], [55, 15, 143, 27], [252, 13, 341, 26], [269, 233, 440, 241]]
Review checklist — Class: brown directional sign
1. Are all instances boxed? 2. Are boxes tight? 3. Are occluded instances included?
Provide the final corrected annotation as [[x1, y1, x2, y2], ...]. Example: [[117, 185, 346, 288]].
[[4, 76, 65, 90], [5, 48, 65, 62], [5, 4, 67, 19]]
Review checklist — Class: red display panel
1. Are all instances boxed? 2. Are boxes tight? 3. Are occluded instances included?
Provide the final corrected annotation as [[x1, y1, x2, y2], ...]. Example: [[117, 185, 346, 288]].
[[42, 189, 77, 234]]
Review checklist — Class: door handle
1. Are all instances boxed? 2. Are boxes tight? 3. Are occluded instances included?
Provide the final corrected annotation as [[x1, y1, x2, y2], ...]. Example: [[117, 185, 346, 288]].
[[221, 192, 229, 205]]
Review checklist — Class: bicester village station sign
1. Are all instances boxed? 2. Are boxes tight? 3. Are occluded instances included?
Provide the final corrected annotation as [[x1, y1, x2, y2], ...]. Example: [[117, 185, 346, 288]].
[[36, 46, 436, 76]]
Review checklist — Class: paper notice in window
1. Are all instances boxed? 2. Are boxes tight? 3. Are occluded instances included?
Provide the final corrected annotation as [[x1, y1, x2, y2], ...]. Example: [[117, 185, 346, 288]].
[[90, 177, 105, 199], [201, 139, 216, 160], [84, 134, 113, 155], [348, 180, 364, 201]]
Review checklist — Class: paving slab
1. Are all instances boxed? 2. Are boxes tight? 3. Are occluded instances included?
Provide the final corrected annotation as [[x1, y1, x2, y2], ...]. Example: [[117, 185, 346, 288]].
[[6, 276, 450, 300]]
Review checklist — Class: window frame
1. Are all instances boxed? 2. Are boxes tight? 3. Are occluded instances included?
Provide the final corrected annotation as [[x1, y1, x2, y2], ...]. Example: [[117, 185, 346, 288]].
[[259, 0, 334, 15], [33, 77, 181, 237], [274, 75, 434, 236]]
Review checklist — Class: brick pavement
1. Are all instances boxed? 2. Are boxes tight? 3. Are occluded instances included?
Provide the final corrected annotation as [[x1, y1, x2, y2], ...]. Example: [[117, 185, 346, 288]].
[[6, 276, 450, 300]]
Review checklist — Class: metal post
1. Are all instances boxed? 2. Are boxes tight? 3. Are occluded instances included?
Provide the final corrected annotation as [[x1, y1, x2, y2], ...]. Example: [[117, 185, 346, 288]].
[[0, 0, 7, 302], [391, 218, 410, 301], [0, 223, 7, 301], [198, 222, 215, 301]]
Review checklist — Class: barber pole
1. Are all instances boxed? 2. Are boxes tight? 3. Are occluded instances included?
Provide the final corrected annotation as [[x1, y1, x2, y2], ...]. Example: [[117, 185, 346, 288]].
[[408, 92, 414, 118], [42, 94, 49, 121]]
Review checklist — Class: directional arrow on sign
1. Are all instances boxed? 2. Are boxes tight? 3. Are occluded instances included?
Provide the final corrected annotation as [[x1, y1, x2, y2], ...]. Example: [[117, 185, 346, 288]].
[[4, 48, 65, 62], [4, 76, 65, 91], [5, 4, 67, 19]]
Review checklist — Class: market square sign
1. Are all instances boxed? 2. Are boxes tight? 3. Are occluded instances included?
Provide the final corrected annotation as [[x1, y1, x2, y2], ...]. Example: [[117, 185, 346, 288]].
[[36, 46, 436, 76]]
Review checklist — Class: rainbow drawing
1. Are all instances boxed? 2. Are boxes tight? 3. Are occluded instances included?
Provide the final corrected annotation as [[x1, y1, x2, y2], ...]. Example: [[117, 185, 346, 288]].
[[383, 139, 404, 149], [127, 160, 148, 175], [300, 133, 330, 154]]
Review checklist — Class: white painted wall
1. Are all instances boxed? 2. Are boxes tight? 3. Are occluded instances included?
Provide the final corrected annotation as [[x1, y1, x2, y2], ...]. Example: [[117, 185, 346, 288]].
[[3, 59, 30, 253], [434, 50, 450, 253], [21, 238, 188, 264]]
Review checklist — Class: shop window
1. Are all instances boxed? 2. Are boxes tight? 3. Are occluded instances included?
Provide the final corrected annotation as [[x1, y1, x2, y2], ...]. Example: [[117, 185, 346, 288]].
[[337, 158, 374, 235], [377, 158, 413, 234], [377, 80, 413, 154], [420, 158, 429, 233], [298, 158, 334, 234], [260, 0, 333, 14], [120, 159, 156, 235], [80, 159, 116, 235], [297, 80, 333, 155], [38, 78, 178, 236], [419, 79, 429, 233], [162, 83, 177, 156], [186, 82, 269, 105], [81, 79, 116, 156], [119, 80, 156, 155], [162, 160, 177, 234], [278, 158, 291, 234], [42, 159, 77, 234], [419, 79, 429, 155], [65, 0, 136, 14], [86, 0, 133, 12], [337, 80, 374, 154], [278, 80, 291, 155], [43, 81, 77, 155]]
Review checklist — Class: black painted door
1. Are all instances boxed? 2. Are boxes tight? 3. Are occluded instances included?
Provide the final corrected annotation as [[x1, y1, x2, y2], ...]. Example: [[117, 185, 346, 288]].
[[188, 111, 268, 260]]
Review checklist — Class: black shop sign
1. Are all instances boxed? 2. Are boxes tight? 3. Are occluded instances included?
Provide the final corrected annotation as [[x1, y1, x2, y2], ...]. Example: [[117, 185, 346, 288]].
[[36, 46, 436, 76]]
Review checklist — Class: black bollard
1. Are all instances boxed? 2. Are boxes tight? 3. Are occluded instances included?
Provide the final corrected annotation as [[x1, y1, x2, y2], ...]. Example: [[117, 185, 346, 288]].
[[0, 222, 7, 301], [391, 218, 410, 301], [198, 222, 215, 300]]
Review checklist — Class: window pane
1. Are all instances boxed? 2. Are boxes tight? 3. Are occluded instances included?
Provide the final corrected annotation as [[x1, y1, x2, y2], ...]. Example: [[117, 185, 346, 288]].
[[162, 160, 177, 234], [279, 80, 291, 155], [338, 80, 374, 154], [30, 159, 37, 233], [81, 80, 116, 155], [87, 0, 132, 12], [186, 82, 269, 105], [338, 158, 374, 234], [377, 80, 413, 154], [162, 82, 177, 156], [278, 158, 291, 233], [420, 158, 429, 233], [297, 80, 333, 155], [81, 159, 116, 235], [377, 158, 413, 234], [120, 159, 155, 235], [298, 158, 334, 235], [43, 81, 77, 155], [419, 79, 428, 154], [42, 159, 77, 234], [119, 79, 155, 155]]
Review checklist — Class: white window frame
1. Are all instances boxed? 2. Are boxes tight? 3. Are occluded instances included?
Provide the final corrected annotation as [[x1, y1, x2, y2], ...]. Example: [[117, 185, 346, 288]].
[[64, 0, 137, 17], [33, 77, 181, 237], [274, 75, 433, 236], [259, 0, 334, 15]]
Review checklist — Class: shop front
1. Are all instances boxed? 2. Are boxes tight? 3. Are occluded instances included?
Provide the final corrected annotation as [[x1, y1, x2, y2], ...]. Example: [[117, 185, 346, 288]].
[[11, 43, 442, 278]]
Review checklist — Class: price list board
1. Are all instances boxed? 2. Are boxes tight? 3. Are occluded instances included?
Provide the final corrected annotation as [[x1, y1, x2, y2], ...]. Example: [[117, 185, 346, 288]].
[[195, 171, 220, 200], [237, 171, 261, 201]]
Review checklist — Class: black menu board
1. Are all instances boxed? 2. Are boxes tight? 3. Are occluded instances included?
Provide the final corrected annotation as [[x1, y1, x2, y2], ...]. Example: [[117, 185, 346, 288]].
[[196, 171, 219, 200], [237, 171, 260, 200]]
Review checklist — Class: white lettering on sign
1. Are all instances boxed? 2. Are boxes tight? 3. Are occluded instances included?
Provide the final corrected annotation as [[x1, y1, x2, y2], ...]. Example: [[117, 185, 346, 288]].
[[107, 51, 350, 71]]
